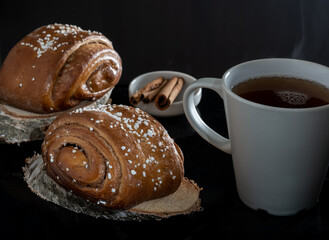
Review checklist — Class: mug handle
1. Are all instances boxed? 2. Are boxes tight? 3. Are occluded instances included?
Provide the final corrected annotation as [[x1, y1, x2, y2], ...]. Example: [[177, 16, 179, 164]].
[[183, 77, 231, 154]]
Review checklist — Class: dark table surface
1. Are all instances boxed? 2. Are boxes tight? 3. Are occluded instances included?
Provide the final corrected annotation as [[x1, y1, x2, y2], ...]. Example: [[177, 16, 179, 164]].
[[0, 85, 328, 240]]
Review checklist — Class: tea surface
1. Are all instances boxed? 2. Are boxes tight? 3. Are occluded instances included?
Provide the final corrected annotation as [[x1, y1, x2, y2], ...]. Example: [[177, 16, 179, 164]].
[[232, 77, 329, 108]]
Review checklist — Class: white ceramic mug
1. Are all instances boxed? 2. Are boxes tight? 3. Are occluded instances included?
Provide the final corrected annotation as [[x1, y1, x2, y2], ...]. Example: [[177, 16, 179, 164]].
[[183, 58, 329, 216]]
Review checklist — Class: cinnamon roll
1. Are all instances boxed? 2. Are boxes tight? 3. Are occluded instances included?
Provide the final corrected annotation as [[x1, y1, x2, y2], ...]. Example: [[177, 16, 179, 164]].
[[42, 104, 186, 209], [0, 23, 122, 113]]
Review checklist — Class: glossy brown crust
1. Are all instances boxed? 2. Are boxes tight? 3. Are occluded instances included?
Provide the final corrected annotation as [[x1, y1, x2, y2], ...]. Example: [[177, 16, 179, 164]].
[[41, 104, 184, 209], [0, 24, 122, 113]]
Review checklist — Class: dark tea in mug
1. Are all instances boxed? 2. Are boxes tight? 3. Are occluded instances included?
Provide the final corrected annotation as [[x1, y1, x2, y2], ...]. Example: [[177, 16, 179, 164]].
[[232, 76, 329, 108]]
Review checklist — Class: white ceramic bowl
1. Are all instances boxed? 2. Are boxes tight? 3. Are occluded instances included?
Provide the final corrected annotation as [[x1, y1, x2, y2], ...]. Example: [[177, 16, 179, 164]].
[[128, 71, 202, 117]]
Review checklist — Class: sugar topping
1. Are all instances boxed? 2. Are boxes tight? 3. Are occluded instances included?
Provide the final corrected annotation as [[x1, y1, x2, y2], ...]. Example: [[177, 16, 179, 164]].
[[68, 104, 179, 192], [20, 23, 102, 59]]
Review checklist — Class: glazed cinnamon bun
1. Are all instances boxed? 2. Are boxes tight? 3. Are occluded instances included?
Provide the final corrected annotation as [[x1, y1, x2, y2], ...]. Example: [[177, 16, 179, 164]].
[[0, 23, 122, 113], [42, 104, 185, 209]]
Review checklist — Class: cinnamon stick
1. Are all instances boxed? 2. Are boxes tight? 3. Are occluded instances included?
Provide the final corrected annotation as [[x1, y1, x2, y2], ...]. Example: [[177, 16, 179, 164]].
[[129, 77, 166, 106], [142, 79, 168, 103], [155, 77, 184, 111]]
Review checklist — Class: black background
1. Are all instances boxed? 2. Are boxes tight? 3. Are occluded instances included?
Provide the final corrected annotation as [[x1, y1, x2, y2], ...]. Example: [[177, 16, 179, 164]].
[[2, 0, 329, 83], [1, 0, 329, 239]]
